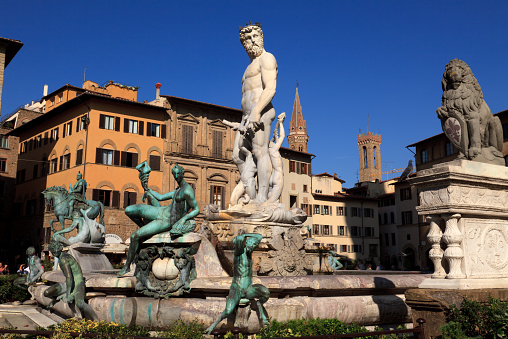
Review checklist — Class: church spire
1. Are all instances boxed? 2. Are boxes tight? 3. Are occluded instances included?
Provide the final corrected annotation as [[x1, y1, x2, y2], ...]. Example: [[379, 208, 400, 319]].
[[287, 86, 309, 152]]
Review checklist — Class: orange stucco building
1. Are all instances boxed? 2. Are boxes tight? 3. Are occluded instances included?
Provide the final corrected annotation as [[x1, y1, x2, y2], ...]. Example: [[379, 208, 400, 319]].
[[9, 81, 168, 255]]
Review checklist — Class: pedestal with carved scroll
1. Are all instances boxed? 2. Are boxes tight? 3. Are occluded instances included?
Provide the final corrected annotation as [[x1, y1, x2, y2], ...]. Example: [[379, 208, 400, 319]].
[[406, 159, 508, 338]]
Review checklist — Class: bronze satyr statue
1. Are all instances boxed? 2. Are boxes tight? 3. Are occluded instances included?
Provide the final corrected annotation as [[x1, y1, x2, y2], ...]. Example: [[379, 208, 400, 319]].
[[327, 250, 343, 271], [118, 163, 199, 277], [205, 233, 270, 334], [436, 58, 504, 165], [44, 241, 98, 321], [14, 247, 44, 290]]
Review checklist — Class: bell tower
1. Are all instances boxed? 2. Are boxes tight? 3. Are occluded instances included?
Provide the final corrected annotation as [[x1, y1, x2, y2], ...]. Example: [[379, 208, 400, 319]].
[[287, 86, 309, 152], [357, 131, 382, 182]]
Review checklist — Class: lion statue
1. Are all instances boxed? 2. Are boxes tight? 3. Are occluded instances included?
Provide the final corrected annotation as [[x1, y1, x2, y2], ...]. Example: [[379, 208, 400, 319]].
[[436, 58, 504, 165]]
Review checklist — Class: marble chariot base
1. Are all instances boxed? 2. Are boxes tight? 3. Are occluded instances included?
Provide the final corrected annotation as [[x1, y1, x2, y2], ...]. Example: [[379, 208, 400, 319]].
[[33, 273, 427, 331]]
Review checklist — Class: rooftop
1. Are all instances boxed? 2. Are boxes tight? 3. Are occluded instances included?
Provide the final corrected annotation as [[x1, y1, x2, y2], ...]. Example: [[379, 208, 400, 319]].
[[0, 37, 23, 68]]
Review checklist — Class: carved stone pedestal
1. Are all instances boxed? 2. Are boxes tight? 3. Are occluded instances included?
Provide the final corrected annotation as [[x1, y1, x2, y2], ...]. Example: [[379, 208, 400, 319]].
[[204, 220, 313, 276], [406, 160, 508, 337], [66, 243, 114, 272], [410, 159, 508, 288]]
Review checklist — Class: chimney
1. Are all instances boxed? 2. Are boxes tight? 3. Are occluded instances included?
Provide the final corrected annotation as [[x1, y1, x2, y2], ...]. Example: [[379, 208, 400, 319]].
[[43, 85, 48, 97], [155, 83, 161, 100]]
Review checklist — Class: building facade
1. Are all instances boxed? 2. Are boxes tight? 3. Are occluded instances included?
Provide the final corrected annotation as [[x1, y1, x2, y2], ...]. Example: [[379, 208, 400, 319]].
[[9, 82, 168, 257], [161, 95, 242, 210], [280, 147, 313, 228], [310, 173, 380, 266]]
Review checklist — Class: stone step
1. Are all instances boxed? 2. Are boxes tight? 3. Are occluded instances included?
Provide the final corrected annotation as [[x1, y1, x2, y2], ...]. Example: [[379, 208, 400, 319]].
[[0, 314, 12, 328], [1, 312, 38, 330]]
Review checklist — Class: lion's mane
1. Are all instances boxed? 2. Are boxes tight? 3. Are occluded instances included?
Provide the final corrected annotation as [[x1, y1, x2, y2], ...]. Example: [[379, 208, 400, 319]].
[[441, 59, 483, 118]]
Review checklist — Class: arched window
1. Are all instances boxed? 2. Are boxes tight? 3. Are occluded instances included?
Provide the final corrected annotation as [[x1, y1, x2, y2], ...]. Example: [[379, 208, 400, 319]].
[[363, 146, 368, 168], [391, 212, 395, 224], [76, 146, 84, 166], [384, 213, 388, 224], [62, 150, 71, 170], [49, 155, 58, 174], [93, 185, 120, 208], [121, 147, 138, 168], [124, 189, 137, 208]]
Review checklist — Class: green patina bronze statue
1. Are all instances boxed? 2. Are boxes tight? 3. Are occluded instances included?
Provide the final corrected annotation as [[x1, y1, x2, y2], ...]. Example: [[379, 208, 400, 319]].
[[327, 250, 344, 271], [118, 163, 200, 277], [67, 172, 87, 218], [14, 247, 44, 290], [42, 173, 104, 232], [44, 241, 98, 321], [205, 233, 270, 334]]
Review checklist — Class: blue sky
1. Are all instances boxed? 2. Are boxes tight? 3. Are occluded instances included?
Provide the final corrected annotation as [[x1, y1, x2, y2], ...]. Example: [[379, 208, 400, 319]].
[[2, 1, 508, 187]]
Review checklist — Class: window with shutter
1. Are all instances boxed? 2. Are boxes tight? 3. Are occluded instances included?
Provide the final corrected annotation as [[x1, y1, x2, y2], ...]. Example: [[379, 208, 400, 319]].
[[115, 117, 120, 131], [33, 164, 38, 179], [76, 149, 83, 166], [289, 161, 295, 173], [124, 191, 137, 208], [138, 121, 144, 135], [112, 191, 120, 207], [114, 150, 120, 166], [63, 153, 71, 170], [210, 185, 224, 209], [98, 189, 111, 207], [149, 155, 161, 171], [121, 152, 138, 168], [182, 125, 193, 154], [212, 130, 223, 158], [161, 125, 166, 139]]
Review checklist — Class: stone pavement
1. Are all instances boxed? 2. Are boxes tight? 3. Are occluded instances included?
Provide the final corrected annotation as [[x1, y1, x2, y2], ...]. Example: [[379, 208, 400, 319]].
[[0, 301, 62, 330]]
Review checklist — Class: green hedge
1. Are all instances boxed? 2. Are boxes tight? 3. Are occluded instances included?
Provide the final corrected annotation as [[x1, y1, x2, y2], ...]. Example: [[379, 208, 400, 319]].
[[441, 297, 508, 339], [1, 318, 206, 339], [0, 316, 410, 339], [259, 318, 406, 338], [0, 275, 30, 304], [158, 319, 205, 339]]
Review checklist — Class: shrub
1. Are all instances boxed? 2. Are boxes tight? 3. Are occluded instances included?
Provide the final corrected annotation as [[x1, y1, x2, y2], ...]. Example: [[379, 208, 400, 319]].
[[258, 318, 401, 338], [442, 297, 508, 339], [159, 319, 206, 339], [48, 318, 150, 338], [0, 275, 30, 304], [42, 260, 53, 272]]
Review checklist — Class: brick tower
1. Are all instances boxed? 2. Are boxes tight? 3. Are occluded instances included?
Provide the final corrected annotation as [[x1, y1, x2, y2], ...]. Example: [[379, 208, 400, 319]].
[[287, 86, 309, 152], [357, 131, 382, 182]]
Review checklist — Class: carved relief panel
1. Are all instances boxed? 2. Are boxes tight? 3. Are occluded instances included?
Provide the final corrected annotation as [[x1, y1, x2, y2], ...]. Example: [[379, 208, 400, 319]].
[[463, 218, 508, 278]]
